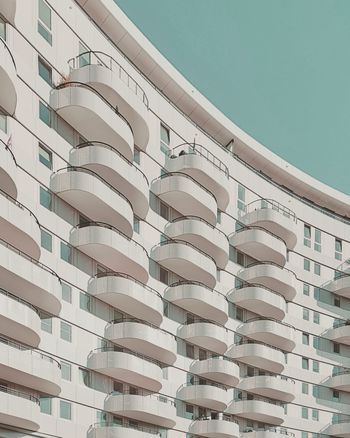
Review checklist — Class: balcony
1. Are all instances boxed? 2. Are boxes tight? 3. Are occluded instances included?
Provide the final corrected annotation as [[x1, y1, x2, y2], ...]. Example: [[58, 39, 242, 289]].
[[238, 375, 295, 402], [177, 382, 228, 411], [326, 418, 350, 437], [51, 167, 133, 237], [328, 369, 350, 392], [190, 357, 240, 387], [88, 273, 163, 326], [105, 392, 176, 428], [165, 281, 227, 325], [230, 227, 287, 267], [0, 141, 17, 198], [151, 173, 217, 226], [238, 262, 297, 301], [151, 240, 216, 289], [238, 318, 296, 352], [166, 143, 230, 210], [327, 274, 350, 298], [50, 82, 134, 160], [68, 52, 149, 150], [0, 338, 61, 395], [70, 142, 149, 219], [241, 199, 298, 250], [189, 417, 240, 438], [70, 222, 149, 284], [105, 320, 177, 365], [0, 39, 17, 115], [227, 341, 285, 374], [88, 422, 161, 438], [178, 322, 228, 355], [0, 385, 40, 431], [242, 429, 296, 438], [165, 216, 229, 269], [227, 285, 286, 321], [227, 398, 284, 425], [0, 238, 61, 315], [0, 288, 40, 347], [328, 322, 350, 345], [87, 347, 162, 392]]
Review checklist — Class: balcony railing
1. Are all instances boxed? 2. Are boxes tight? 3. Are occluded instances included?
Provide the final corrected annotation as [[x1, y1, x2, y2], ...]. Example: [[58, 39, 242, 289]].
[[179, 380, 227, 391], [233, 225, 287, 246], [90, 422, 161, 435], [154, 238, 216, 265], [0, 286, 39, 315], [0, 138, 17, 165], [88, 346, 162, 368], [244, 316, 295, 330], [244, 199, 297, 223], [234, 281, 286, 300], [167, 279, 224, 301], [234, 394, 284, 406], [0, 384, 39, 404], [244, 261, 297, 279], [242, 427, 294, 436], [0, 186, 40, 227], [332, 368, 350, 377], [109, 389, 176, 407], [0, 37, 16, 69]]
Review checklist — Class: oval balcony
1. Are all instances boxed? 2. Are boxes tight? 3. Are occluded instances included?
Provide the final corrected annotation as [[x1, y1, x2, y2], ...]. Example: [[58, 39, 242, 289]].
[[326, 419, 350, 438], [328, 322, 350, 345], [328, 369, 350, 392], [51, 167, 133, 237], [166, 143, 230, 210], [68, 53, 149, 150], [88, 422, 161, 438], [0, 141, 17, 199], [151, 173, 217, 226], [70, 222, 149, 284], [151, 240, 217, 289], [0, 39, 17, 115], [105, 320, 177, 365], [0, 386, 40, 431], [0, 338, 61, 396], [189, 418, 240, 438], [238, 262, 297, 301], [227, 398, 284, 425], [238, 375, 295, 402], [227, 285, 286, 321], [105, 393, 176, 428], [227, 341, 285, 374], [0, 288, 40, 347], [238, 318, 296, 352], [87, 347, 162, 392], [177, 382, 228, 411], [178, 322, 228, 355], [50, 82, 134, 160], [190, 357, 240, 387], [88, 273, 163, 326], [0, 239, 61, 315], [327, 273, 350, 298], [165, 217, 229, 269], [70, 142, 149, 219], [165, 281, 228, 325], [241, 199, 298, 250], [230, 227, 287, 267]]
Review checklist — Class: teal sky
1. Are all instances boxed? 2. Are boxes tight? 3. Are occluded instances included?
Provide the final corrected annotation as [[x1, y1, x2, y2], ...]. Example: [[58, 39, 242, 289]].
[[115, 0, 350, 195]]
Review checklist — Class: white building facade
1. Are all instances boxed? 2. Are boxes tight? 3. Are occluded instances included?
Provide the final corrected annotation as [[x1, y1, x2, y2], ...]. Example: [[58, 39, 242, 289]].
[[0, 1, 350, 437]]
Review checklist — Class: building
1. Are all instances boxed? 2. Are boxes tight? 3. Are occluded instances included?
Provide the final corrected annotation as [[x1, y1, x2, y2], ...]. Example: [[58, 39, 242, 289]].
[[0, 0, 350, 437]]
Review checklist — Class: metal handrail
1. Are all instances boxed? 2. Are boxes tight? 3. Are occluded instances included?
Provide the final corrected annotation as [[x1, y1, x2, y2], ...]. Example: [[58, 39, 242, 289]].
[[0, 37, 16, 69], [234, 394, 283, 406], [167, 280, 223, 300], [332, 320, 350, 329], [194, 416, 238, 424], [234, 338, 285, 353], [0, 138, 17, 165], [0, 287, 39, 314], [0, 186, 40, 227], [152, 238, 216, 265], [332, 416, 350, 424], [0, 385, 39, 404], [244, 198, 297, 223], [67, 50, 149, 107], [232, 281, 286, 300], [233, 225, 287, 247], [89, 346, 162, 367], [332, 368, 350, 377], [108, 390, 176, 407], [243, 427, 295, 436], [245, 261, 297, 278], [244, 316, 295, 330], [170, 215, 228, 240], [90, 422, 160, 435], [107, 316, 160, 331], [243, 372, 295, 384], [179, 380, 227, 391]]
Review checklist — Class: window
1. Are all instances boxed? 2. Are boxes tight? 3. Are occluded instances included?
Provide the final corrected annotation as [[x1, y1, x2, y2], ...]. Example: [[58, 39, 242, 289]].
[[79, 367, 91, 387], [304, 258, 310, 271], [302, 357, 309, 370], [133, 148, 140, 164], [40, 186, 52, 210], [160, 124, 170, 154], [334, 343, 340, 354], [38, 0, 52, 44], [186, 343, 194, 359], [335, 238, 342, 260], [60, 241, 72, 263], [304, 224, 311, 247], [312, 360, 319, 373], [80, 292, 91, 312], [61, 361, 71, 381], [303, 308, 309, 321], [237, 185, 245, 211], [60, 400, 71, 420], [313, 311, 320, 324], [312, 409, 319, 421], [314, 229, 321, 252], [313, 336, 320, 349], [159, 267, 169, 285], [236, 250, 245, 266], [38, 143, 52, 169], [334, 296, 341, 308], [0, 17, 5, 40], [333, 390, 340, 401], [60, 321, 72, 342], [185, 404, 194, 420], [302, 433, 308, 438], [78, 41, 91, 68], [302, 382, 309, 394], [0, 111, 7, 133], [314, 287, 320, 300], [39, 101, 51, 126], [41, 229, 52, 252], [312, 385, 319, 398], [302, 332, 309, 345], [303, 283, 310, 296], [62, 283, 72, 303], [41, 316, 52, 333], [160, 201, 169, 220], [133, 217, 140, 234], [302, 407, 308, 419], [38, 57, 52, 85], [314, 263, 321, 276], [40, 397, 52, 414]]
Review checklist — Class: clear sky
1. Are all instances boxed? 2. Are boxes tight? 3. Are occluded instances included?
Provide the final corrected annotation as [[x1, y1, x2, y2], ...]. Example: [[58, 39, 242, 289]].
[[115, 0, 350, 195]]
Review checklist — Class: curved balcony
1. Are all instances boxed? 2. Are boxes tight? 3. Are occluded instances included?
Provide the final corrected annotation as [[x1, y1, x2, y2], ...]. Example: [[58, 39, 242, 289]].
[[190, 357, 240, 387], [51, 167, 133, 237], [177, 382, 228, 411], [227, 284, 286, 321], [0, 238, 61, 315], [242, 429, 296, 438], [0, 338, 61, 395], [166, 143, 230, 210], [151, 173, 217, 226], [68, 52, 149, 150], [151, 240, 216, 289], [328, 369, 350, 392], [227, 341, 285, 374], [178, 322, 228, 355], [238, 262, 297, 301], [70, 142, 149, 218], [50, 82, 134, 160], [326, 419, 350, 438], [88, 273, 162, 326], [328, 322, 350, 345], [165, 281, 228, 325], [165, 216, 229, 269], [87, 347, 162, 392], [0, 288, 40, 347], [70, 222, 149, 284], [0, 141, 17, 199], [0, 386, 40, 431], [189, 418, 240, 438], [227, 398, 284, 425], [241, 199, 298, 250], [0, 39, 17, 115], [105, 320, 177, 365], [327, 274, 350, 298], [105, 392, 176, 428], [230, 227, 287, 267], [238, 375, 295, 402], [238, 318, 296, 352], [88, 422, 160, 438]]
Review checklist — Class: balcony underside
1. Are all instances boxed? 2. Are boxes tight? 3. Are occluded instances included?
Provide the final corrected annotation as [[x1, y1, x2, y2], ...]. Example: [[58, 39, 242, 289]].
[[178, 323, 228, 355], [177, 385, 228, 411]]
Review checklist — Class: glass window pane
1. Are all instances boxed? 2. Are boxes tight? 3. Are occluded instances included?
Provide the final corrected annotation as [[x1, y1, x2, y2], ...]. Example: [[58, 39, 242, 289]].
[[0, 113, 7, 133], [78, 42, 90, 67], [39, 0, 51, 29], [39, 101, 51, 126], [39, 143, 52, 168], [38, 22, 52, 44], [40, 397, 52, 414], [60, 400, 71, 420], [60, 321, 72, 342], [160, 124, 170, 145], [38, 58, 52, 85], [60, 241, 72, 263], [40, 186, 52, 210], [41, 229, 52, 252], [62, 282, 72, 303], [61, 361, 71, 381], [41, 317, 52, 333], [0, 18, 5, 40]]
